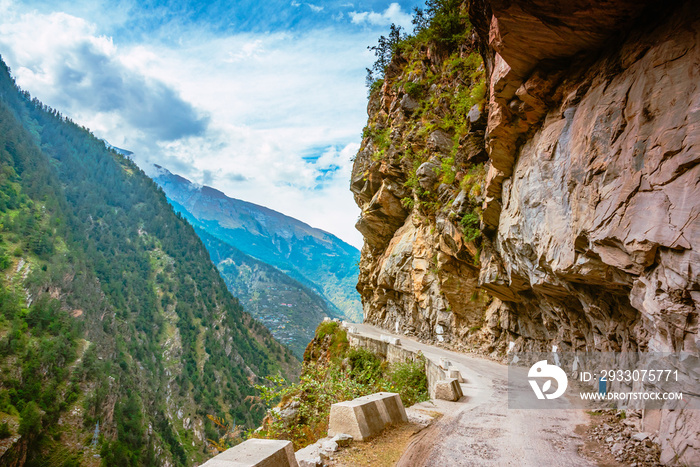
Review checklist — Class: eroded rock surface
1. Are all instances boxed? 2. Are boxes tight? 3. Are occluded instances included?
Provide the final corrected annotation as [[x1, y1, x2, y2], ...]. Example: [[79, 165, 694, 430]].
[[352, 0, 699, 464], [483, 2, 700, 463]]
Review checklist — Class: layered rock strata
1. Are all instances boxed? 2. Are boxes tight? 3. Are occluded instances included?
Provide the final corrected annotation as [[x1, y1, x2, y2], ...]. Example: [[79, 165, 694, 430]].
[[352, 1, 699, 463]]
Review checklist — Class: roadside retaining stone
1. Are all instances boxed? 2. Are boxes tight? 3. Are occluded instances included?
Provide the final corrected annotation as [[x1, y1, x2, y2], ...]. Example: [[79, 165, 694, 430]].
[[355, 392, 407, 426], [328, 392, 407, 441], [448, 369, 464, 383], [202, 439, 298, 467], [435, 378, 463, 402], [380, 334, 401, 345]]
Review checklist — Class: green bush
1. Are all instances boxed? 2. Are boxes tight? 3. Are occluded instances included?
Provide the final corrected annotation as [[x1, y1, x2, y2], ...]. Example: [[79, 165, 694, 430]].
[[315, 321, 339, 340], [405, 82, 423, 99], [460, 211, 481, 243], [348, 348, 383, 384], [369, 78, 384, 96], [255, 325, 430, 450], [387, 357, 429, 407], [0, 421, 11, 438], [19, 401, 42, 437]]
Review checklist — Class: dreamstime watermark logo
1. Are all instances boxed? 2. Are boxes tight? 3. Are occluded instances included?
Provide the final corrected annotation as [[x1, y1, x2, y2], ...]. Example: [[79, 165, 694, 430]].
[[528, 360, 568, 400]]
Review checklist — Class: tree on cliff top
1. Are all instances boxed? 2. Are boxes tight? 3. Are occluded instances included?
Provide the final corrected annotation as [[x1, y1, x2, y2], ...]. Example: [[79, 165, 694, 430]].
[[366, 0, 470, 88]]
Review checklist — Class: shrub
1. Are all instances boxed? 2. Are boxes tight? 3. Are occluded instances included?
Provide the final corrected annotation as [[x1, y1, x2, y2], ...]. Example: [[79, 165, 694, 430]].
[[0, 421, 11, 438], [440, 156, 456, 184], [405, 82, 423, 99], [460, 211, 481, 243], [387, 357, 429, 407], [347, 348, 383, 384], [255, 326, 430, 449], [19, 401, 42, 437]]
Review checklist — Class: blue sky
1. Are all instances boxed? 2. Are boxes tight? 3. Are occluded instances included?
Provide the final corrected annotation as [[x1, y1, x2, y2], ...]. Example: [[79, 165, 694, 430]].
[[0, 0, 423, 247]]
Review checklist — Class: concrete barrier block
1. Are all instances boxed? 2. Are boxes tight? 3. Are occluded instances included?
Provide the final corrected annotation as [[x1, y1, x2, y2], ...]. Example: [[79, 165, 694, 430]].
[[434, 378, 463, 402], [448, 369, 464, 383], [439, 358, 451, 370], [379, 334, 401, 345], [202, 439, 298, 467], [354, 392, 407, 426], [328, 398, 385, 441]]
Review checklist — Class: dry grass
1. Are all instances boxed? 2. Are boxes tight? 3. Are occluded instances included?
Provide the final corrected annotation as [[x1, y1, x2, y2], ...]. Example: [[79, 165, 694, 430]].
[[329, 422, 426, 467]]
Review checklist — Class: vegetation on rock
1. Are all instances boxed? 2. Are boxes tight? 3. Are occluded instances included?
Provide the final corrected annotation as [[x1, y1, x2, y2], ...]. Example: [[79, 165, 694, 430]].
[[252, 321, 429, 450], [351, 0, 493, 349]]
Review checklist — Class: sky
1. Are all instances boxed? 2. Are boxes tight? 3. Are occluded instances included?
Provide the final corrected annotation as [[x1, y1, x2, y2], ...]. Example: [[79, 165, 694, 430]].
[[0, 0, 424, 248]]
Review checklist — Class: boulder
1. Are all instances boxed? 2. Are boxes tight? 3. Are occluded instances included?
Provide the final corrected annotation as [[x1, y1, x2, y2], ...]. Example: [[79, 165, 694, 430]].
[[415, 161, 440, 191]]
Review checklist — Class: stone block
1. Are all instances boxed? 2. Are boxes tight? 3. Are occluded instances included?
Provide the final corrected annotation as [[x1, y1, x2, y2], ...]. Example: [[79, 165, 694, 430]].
[[328, 392, 406, 441], [380, 334, 401, 345], [354, 392, 407, 426], [434, 378, 463, 402], [448, 369, 464, 383], [201, 439, 298, 467], [439, 358, 451, 370]]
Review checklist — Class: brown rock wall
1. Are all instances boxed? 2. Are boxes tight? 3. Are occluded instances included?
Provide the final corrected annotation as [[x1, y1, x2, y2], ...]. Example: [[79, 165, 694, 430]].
[[352, 1, 699, 462]]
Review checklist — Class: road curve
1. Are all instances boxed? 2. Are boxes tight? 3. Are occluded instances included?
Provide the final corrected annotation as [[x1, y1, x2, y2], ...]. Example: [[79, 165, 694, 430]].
[[352, 323, 593, 467]]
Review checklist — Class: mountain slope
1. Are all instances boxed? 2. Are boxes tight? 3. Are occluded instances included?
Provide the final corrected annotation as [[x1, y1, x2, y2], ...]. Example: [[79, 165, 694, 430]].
[[195, 227, 340, 359], [0, 58, 298, 467], [153, 166, 363, 322]]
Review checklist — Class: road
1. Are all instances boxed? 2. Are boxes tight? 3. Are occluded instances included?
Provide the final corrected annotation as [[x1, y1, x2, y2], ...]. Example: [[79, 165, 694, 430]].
[[352, 323, 594, 467]]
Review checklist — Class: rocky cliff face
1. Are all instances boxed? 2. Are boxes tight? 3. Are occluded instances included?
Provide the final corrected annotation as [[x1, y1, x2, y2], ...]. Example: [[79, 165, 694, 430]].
[[351, 22, 493, 349], [352, 1, 699, 463]]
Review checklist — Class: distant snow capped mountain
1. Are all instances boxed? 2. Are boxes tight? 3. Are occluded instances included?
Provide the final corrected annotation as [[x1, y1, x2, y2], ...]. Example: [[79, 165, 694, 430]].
[[152, 165, 363, 322]]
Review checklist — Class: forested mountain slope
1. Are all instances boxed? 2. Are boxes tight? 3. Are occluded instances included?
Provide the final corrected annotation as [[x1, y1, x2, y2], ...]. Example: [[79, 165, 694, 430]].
[[195, 227, 340, 359], [153, 167, 362, 322], [0, 57, 298, 467]]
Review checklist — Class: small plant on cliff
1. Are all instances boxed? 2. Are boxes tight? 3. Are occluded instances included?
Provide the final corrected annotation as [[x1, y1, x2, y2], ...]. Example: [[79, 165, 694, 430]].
[[440, 155, 456, 184], [401, 197, 415, 210], [460, 210, 481, 243], [404, 81, 424, 99], [461, 163, 486, 200]]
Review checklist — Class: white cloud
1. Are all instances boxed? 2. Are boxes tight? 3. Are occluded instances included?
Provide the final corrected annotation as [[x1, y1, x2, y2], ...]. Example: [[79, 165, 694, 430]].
[[0, 4, 369, 247], [349, 2, 413, 30], [306, 3, 323, 13]]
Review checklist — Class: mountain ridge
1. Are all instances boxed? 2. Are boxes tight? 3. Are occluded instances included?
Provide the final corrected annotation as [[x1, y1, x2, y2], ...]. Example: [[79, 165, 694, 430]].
[[153, 165, 363, 322], [0, 57, 298, 466]]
